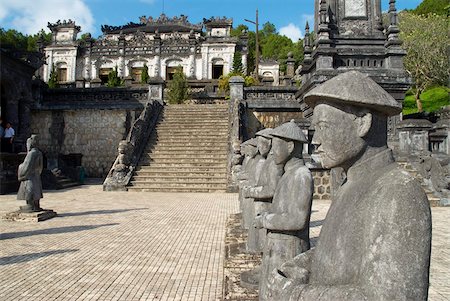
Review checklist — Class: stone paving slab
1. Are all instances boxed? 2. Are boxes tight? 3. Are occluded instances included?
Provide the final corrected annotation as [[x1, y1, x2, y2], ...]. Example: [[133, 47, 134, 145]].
[[0, 183, 239, 301], [0, 182, 448, 301]]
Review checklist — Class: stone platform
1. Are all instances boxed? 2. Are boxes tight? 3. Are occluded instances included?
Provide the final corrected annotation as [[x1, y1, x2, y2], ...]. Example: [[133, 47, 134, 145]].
[[0, 183, 448, 300], [2, 209, 57, 222]]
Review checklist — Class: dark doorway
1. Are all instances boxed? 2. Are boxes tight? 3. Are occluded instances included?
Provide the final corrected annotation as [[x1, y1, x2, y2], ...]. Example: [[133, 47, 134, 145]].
[[99, 68, 113, 85], [166, 66, 182, 80], [212, 65, 224, 79]]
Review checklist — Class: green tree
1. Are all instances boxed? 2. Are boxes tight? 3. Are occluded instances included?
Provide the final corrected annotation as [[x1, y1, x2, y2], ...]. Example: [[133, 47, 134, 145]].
[[141, 64, 150, 84], [399, 11, 450, 112], [232, 51, 244, 73], [107, 66, 123, 87], [48, 66, 58, 89], [218, 72, 255, 98], [166, 67, 189, 104], [413, 0, 450, 16], [0, 28, 51, 51]]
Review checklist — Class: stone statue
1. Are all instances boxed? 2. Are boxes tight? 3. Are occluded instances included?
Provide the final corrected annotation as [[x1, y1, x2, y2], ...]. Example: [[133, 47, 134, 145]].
[[243, 128, 279, 253], [257, 120, 313, 299], [240, 128, 285, 289], [416, 152, 450, 194], [240, 138, 266, 230], [237, 138, 257, 213], [268, 71, 432, 300], [17, 135, 44, 213]]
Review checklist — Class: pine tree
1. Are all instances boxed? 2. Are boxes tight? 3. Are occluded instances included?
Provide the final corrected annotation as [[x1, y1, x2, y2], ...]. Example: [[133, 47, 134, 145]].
[[166, 67, 190, 104], [141, 64, 150, 84]]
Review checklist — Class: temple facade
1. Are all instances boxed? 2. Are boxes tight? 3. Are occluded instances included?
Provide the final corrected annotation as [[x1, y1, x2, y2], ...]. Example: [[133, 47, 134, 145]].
[[42, 15, 248, 86]]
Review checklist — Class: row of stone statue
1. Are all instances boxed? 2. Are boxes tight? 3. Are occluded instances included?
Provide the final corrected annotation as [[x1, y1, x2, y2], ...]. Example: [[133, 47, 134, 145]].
[[237, 71, 432, 301]]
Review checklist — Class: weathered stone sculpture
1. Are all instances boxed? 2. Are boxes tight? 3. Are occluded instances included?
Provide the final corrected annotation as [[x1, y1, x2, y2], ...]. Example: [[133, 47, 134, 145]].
[[268, 71, 432, 301], [240, 128, 285, 289], [3, 135, 57, 222], [237, 139, 256, 212], [239, 138, 265, 230], [17, 135, 44, 212], [256, 120, 313, 299], [243, 129, 274, 253]]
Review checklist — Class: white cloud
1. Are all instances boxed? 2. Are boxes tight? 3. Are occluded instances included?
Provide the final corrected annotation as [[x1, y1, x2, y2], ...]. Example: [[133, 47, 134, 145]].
[[0, 0, 94, 35], [279, 23, 303, 42]]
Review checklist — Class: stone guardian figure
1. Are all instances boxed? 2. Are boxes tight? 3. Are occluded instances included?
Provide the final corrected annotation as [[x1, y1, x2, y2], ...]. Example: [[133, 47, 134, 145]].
[[268, 71, 432, 301], [257, 120, 313, 299], [17, 135, 44, 212]]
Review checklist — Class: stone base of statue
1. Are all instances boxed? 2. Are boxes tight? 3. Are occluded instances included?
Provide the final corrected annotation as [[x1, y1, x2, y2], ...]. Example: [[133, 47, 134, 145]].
[[240, 266, 261, 289], [3, 209, 57, 222]]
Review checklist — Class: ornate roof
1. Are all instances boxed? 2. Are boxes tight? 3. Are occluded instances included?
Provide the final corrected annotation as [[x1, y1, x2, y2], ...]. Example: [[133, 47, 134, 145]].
[[48, 19, 81, 32], [203, 16, 233, 27], [101, 14, 202, 34]]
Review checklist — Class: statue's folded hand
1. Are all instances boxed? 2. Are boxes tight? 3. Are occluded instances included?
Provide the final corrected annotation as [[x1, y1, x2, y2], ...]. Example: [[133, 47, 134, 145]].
[[279, 260, 310, 283]]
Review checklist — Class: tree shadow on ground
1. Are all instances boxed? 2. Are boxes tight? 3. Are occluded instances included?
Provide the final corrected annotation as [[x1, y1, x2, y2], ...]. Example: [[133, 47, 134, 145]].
[[0, 249, 78, 266], [310, 219, 324, 228], [0, 223, 119, 240], [58, 208, 148, 218]]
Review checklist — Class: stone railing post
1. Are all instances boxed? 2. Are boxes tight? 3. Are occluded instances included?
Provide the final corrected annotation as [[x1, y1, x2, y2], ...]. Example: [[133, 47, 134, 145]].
[[148, 78, 165, 105], [397, 119, 432, 160], [227, 76, 245, 192]]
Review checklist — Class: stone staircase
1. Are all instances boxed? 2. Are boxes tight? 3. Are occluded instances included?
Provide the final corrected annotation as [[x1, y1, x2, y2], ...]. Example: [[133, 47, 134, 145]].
[[127, 104, 229, 192], [398, 161, 442, 207]]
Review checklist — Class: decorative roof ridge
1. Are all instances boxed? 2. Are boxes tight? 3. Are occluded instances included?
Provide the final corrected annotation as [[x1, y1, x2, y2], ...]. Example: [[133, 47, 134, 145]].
[[48, 19, 81, 32]]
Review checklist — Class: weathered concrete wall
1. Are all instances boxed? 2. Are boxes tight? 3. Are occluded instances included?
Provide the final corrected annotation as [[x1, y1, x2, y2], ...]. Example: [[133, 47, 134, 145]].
[[31, 109, 131, 178]]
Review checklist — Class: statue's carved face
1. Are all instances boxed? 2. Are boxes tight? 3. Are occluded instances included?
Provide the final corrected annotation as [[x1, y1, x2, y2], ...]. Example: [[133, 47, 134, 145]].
[[272, 137, 293, 165], [257, 136, 271, 157], [312, 103, 367, 169]]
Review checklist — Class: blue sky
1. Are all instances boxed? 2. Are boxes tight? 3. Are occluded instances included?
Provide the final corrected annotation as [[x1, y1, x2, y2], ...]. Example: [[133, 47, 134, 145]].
[[0, 0, 423, 41]]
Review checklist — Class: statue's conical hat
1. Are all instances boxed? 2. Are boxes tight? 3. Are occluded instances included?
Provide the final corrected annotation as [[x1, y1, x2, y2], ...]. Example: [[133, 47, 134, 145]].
[[241, 138, 258, 147], [255, 128, 274, 139], [271, 120, 307, 143], [304, 71, 401, 116]]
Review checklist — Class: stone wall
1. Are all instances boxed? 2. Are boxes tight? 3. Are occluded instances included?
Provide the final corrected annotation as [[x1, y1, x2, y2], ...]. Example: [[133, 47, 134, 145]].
[[31, 109, 133, 178], [312, 170, 331, 201]]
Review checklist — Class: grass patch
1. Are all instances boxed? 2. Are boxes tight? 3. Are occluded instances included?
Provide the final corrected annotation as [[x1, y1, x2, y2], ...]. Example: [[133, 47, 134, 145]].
[[403, 86, 450, 116]]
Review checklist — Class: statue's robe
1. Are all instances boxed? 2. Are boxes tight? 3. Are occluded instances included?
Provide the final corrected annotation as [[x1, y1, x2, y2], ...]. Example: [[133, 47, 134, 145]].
[[17, 148, 43, 202], [259, 157, 313, 299], [271, 150, 432, 301], [246, 153, 284, 252], [241, 154, 265, 229]]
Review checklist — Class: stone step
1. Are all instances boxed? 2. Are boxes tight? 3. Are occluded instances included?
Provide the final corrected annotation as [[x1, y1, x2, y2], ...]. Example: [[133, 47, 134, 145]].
[[127, 186, 227, 193], [146, 151, 228, 157], [138, 162, 227, 168], [132, 175, 227, 183], [145, 148, 228, 154], [149, 139, 228, 144], [136, 166, 226, 172], [160, 116, 228, 120], [128, 181, 227, 189], [156, 126, 228, 131], [141, 153, 227, 159], [135, 172, 227, 179], [139, 158, 227, 165]]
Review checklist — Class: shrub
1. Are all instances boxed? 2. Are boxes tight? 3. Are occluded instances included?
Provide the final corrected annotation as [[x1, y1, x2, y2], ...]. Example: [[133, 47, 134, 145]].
[[48, 66, 58, 89], [107, 66, 123, 87], [166, 67, 189, 104], [141, 64, 150, 84]]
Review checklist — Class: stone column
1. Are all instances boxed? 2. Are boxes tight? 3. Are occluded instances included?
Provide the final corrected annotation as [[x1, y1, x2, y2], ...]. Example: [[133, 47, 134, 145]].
[[228, 76, 245, 191], [148, 78, 165, 105]]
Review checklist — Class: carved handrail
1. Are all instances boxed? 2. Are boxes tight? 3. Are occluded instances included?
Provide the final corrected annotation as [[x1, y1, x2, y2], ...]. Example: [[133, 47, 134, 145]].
[[103, 100, 163, 191]]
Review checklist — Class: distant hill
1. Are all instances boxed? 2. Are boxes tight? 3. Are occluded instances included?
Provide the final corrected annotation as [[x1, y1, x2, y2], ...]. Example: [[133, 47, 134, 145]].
[[412, 0, 450, 16]]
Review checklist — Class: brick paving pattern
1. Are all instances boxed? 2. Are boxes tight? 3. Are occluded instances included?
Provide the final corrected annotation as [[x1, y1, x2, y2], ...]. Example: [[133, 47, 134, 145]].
[[0, 183, 238, 301], [0, 183, 448, 300]]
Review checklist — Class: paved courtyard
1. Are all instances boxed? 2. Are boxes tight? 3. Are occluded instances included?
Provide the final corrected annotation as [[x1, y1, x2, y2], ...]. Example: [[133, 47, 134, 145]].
[[0, 182, 449, 301]]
